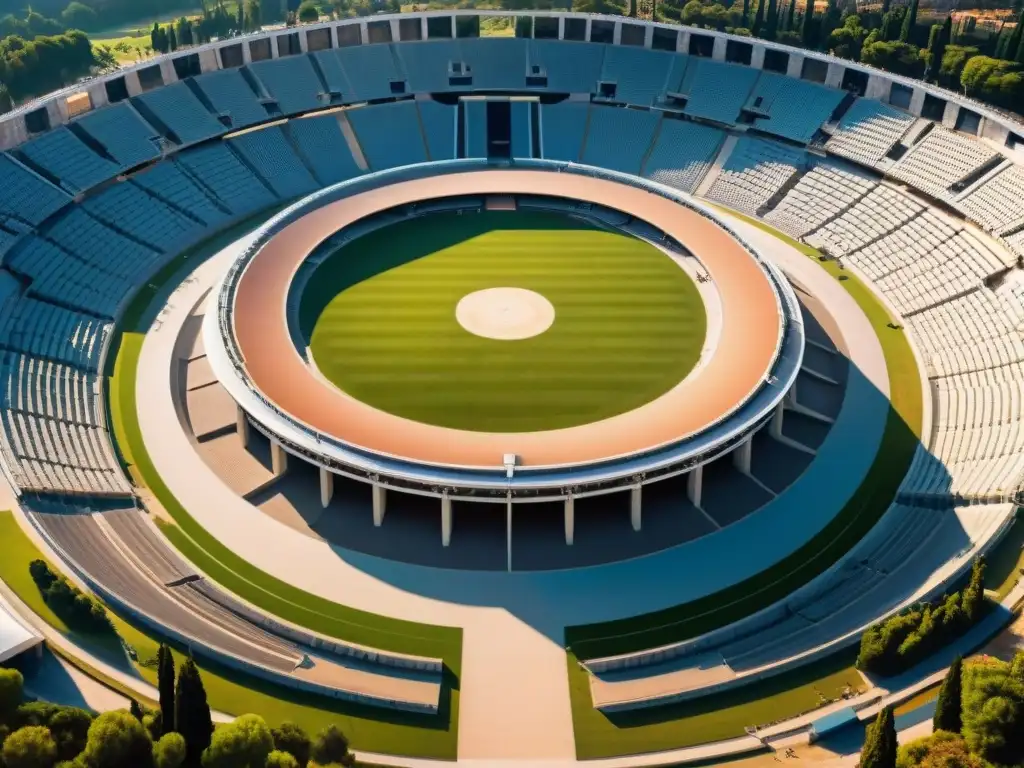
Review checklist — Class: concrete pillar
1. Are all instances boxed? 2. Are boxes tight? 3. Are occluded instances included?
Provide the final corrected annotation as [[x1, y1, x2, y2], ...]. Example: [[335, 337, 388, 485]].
[[270, 34, 280, 59], [330, 24, 339, 48], [787, 379, 798, 406], [564, 495, 575, 546], [584, 18, 592, 42], [159, 58, 177, 86], [359, 21, 369, 44], [124, 71, 143, 97], [372, 483, 386, 526], [770, 401, 785, 440], [687, 465, 703, 508], [319, 467, 334, 508], [236, 405, 250, 448], [441, 492, 452, 547], [612, 22, 622, 45], [558, 16, 565, 39], [786, 52, 804, 79], [450, 15, 456, 38], [271, 440, 288, 476], [630, 485, 642, 532], [733, 436, 752, 475], [711, 36, 727, 61], [909, 87, 927, 117], [86, 83, 108, 110], [643, 25, 654, 48], [198, 47, 220, 73], [390, 19, 401, 42], [942, 101, 960, 130], [751, 44, 766, 70], [420, 16, 429, 40], [825, 62, 844, 88], [242, 40, 253, 64], [676, 29, 690, 53]]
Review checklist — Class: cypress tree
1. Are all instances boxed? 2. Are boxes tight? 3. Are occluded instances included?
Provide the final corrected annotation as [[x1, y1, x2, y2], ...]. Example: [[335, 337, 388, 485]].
[[802, 0, 816, 48], [1007, 13, 1024, 64], [175, 656, 212, 767], [753, 0, 766, 37], [925, 20, 950, 81], [129, 698, 145, 722], [900, 0, 918, 43], [785, 0, 796, 32], [881, 0, 890, 13], [1016, 15, 1024, 64], [860, 706, 896, 768], [742, 0, 752, 29], [765, 0, 779, 39], [933, 656, 963, 734], [157, 644, 175, 737]]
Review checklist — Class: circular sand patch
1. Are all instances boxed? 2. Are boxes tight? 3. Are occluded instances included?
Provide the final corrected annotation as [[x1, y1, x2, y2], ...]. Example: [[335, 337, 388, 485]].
[[455, 287, 555, 341]]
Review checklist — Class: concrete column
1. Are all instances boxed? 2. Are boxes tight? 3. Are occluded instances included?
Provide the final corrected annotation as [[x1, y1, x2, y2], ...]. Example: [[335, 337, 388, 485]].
[[372, 483, 386, 526], [198, 47, 220, 72], [124, 71, 143, 97], [158, 58, 177, 86], [676, 29, 690, 53], [330, 24, 339, 48], [770, 401, 785, 440], [630, 486, 642, 531], [909, 87, 927, 117], [450, 15, 456, 38], [390, 19, 401, 42], [441, 492, 452, 547], [865, 74, 890, 101], [786, 52, 804, 79], [787, 379, 798, 406], [564, 495, 575, 546], [825, 62, 845, 88], [558, 16, 565, 39], [733, 436, 752, 475], [271, 440, 288, 476], [612, 22, 622, 45], [942, 101, 960, 130], [319, 467, 334, 508], [270, 34, 280, 58], [236, 405, 250, 449], [242, 40, 253, 64], [687, 465, 703, 508], [359, 21, 369, 44], [86, 83, 108, 110], [643, 25, 654, 48], [299, 29, 310, 53], [711, 36, 727, 61], [584, 18, 592, 42], [420, 16, 429, 40], [751, 44, 766, 70]]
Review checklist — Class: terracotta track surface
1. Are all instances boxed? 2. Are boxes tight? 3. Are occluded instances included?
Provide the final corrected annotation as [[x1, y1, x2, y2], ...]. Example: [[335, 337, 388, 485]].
[[231, 170, 781, 468]]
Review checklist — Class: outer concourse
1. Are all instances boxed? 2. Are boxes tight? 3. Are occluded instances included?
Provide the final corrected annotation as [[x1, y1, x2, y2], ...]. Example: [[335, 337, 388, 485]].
[[230, 170, 783, 469]]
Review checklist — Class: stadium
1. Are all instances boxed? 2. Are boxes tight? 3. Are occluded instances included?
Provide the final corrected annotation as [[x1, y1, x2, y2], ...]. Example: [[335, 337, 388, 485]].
[[0, 8, 1023, 765]]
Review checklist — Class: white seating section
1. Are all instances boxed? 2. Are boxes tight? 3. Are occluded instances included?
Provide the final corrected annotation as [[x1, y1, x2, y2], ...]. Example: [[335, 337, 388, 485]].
[[890, 126, 1000, 202], [764, 161, 876, 236], [957, 163, 1024, 236], [806, 184, 925, 256], [642, 119, 724, 194], [825, 98, 915, 167], [706, 136, 805, 214]]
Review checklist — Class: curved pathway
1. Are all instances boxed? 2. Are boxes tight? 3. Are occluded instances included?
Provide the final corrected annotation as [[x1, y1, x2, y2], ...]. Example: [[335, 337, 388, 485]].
[[133, 210, 889, 761]]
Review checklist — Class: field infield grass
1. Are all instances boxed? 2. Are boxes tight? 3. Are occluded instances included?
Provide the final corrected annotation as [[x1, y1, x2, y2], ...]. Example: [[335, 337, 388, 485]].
[[566, 209, 923, 759], [302, 210, 707, 432]]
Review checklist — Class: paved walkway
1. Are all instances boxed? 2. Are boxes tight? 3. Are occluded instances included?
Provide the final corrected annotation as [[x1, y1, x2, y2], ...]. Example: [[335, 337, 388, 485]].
[[132, 211, 889, 761]]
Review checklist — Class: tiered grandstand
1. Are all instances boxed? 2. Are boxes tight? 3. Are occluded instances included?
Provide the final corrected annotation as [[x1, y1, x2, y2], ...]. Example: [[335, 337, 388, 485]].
[[1, 12, 1023, 748]]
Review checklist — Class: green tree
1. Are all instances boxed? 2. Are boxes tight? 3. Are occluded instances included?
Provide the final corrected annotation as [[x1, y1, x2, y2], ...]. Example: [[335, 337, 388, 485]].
[[310, 726, 354, 768], [202, 714, 274, 768], [60, 1, 96, 30], [934, 656, 964, 734], [265, 752, 298, 768], [830, 14, 866, 59], [15, 703, 92, 762], [860, 706, 896, 768], [297, 0, 319, 22], [764, 0, 778, 39], [168, 24, 178, 51], [0, 667, 23, 716], [752, 0, 765, 36], [175, 657, 212, 767], [154, 733, 187, 768], [78, 711, 154, 768], [741, 0, 751, 27], [270, 723, 310, 768], [157, 644, 175, 737], [2, 726, 58, 768], [896, 730, 984, 768], [861, 40, 924, 77], [925, 16, 951, 82], [801, 0, 816, 48]]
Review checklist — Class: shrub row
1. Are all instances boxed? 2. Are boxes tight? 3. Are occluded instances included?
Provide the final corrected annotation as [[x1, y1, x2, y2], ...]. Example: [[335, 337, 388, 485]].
[[29, 559, 112, 635]]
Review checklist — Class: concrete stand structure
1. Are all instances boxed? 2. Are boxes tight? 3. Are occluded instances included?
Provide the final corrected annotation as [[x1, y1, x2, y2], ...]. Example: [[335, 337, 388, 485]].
[[733, 437, 752, 475], [630, 486, 642, 531], [372, 484, 386, 526], [271, 440, 288, 476], [564, 495, 575, 546], [319, 467, 333, 508], [770, 401, 785, 440], [236, 406, 250, 449], [687, 466, 703, 507], [441, 492, 452, 547]]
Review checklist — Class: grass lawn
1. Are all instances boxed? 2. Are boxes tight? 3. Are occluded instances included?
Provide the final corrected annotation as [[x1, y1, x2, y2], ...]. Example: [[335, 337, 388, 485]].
[[92, 33, 154, 64], [565, 210, 922, 758], [104, 212, 462, 757], [303, 210, 706, 432]]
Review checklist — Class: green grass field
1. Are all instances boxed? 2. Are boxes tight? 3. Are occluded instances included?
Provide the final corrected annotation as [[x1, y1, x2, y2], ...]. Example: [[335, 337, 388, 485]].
[[302, 211, 707, 432], [565, 210, 923, 759]]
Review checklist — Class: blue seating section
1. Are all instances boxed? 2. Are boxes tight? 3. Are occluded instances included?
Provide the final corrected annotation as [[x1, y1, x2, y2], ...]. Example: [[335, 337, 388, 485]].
[[600, 46, 676, 107], [541, 102, 589, 162], [228, 126, 318, 200], [642, 119, 724, 193], [418, 101, 456, 161], [680, 59, 760, 125], [747, 72, 845, 144], [249, 56, 325, 115], [285, 115, 362, 187], [7, 236, 133, 316], [334, 44, 402, 102], [581, 106, 660, 175], [17, 127, 119, 193], [46, 208, 161, 286], [0, 155, 70, 225], [0, 225, 19, 260], [82, 182, 201, 251], [465, 100, 488, 158], [529, 40, 604, 93], [460, 38, 527, 90], [193, 69, 268, 129], [312, 50, 353, 99], [174, 142, 277, 217], [1, 296, 109, 370], [511, 100, 532, 158], [347, 102, 428, 170], [75, 103, 161, 170], [396, 41, 461, 93], [130, 162, 228, 227], [133, 82, 224, 145]]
